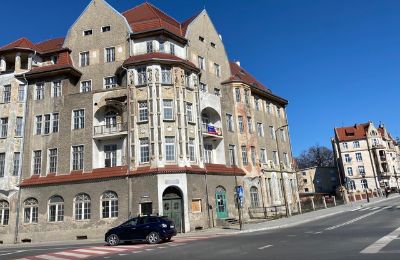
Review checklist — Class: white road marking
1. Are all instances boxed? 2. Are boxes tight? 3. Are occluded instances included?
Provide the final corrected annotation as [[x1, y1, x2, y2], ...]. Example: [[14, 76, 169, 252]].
[[118, 254, 127, 256], [132, 251, 143, 253], [157, 246, 166, 249], [359, 207, 372, 211], [74, 249, 109, 255], [258, 245, 273, 250], [90, 247, 126, 252], [145, 248, 154, 251], [54, 251, 90, 258], [35, 255, 68, 260], [361, 226, 400, 254]]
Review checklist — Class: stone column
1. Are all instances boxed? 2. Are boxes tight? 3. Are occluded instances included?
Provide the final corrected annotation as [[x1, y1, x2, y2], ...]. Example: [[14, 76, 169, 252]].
[[15, 52, 21, 72], [0, 56, 5, 71], [28, 54, 33, 70]]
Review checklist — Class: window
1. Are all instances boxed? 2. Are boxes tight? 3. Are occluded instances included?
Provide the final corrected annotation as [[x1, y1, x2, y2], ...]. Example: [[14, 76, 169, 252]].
[[104, 76, 117, 89], [352, 141, 360, 148], [102, 25, 111, 32], [344, 154, 351, 163], [80, 80, 91, 93], [184, 72, 191, 87], [105, 47, 115, 63], [277, 107, 281, 117], [52, 81, 61, 97], [137, 67, 147, 85], [24, 198, 38, 223], [284, 152, 289, 167], [140, 202, 153, 216], [35, 116, 42, 135], [199, 36, 204, 42], [211, 42, 216, 48], [273, 151, 279, 165], [238, 116, 244, 133], [73, 109, 85, 129], [280, 128, 286, 142], [102, 191, 118, 219], [18, 85, 25, 102], [343, 142, 348, 149], [198, 56, 205, 70], [235, 88, 241, 102], [15, 117, 23, 137], [349, 180, 356, 190], [48, 196, 64, 222], [44, 114, 51, 134], [251, 146, 256, 166], [358, 166, 365, 175], [138, 101, 148, 122], [33, 150, 42, 175], [72, 145, 84, 170], [83, 29, 92, 36], [104, 144, 117, 167], [80, 52, 89, 67], [204, 144, 213, 164], [0, 200, 9, 225], [105, 111, 117, 128], [169, 43, 175, 55], [355, 152, 363, 162], [159, 42, 165, 52], [244, 89, 249, 105], [257, 122, 264, 137], [165, 137, 175, 161], [247, 117, 253, 134], [188, 138, 195, 161], [214, 63, 221, 77], [163, 100, 173, 120], [260, 149, 267, 163], [191, 199, 202, 213], [52, 113, 59, 133], [13, 152, 20, 176], [303, 179, 308, 183], [241, 146, 248, 165], [3, 85, 11, 103], [200, 83, 207, 92], [229, 145, 236, 165], [140, 138, 149, 163], [161, 67, 172, 84], [146, 41, 153, 53], [214, 88, 221, 96], [226, 114, 233, 132], [250, 187, 260, 208], [186, 103, 193, 122], [0, 153, 5, 177], [361, 179, 368, 189], [74, 193, 91, 220], [36, 83, 44, 100], [48, 149, 57, 173], [0, 118, 7, 138]]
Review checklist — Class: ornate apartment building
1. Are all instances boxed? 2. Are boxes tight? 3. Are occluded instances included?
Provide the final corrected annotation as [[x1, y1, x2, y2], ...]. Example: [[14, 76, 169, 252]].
[[332, 122, 400, 196], [0, 0, 298, 244]]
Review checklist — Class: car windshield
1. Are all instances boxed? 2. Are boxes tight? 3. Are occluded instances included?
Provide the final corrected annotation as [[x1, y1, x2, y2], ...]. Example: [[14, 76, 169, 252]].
[[121, 218, 138, 227]]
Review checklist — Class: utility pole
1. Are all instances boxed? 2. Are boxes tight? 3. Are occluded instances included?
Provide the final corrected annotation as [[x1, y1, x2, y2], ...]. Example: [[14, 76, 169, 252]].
[[275, 124, 290, 217]]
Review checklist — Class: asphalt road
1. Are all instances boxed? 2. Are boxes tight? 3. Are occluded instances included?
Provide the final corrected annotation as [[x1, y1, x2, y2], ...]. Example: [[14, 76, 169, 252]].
[[2, 197, 400, 260]]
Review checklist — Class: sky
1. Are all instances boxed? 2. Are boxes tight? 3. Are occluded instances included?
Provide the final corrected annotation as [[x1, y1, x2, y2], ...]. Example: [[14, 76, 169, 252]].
[[1, 0, 399, 156]]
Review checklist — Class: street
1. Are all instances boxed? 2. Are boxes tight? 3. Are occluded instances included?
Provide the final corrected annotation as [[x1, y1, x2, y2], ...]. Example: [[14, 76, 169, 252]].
[[2, 197, 400, 260]]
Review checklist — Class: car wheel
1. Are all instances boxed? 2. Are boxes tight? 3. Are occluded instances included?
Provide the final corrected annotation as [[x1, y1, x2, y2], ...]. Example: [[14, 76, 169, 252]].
[[107, 234, 120, 246], [146, 232, 160, 244]]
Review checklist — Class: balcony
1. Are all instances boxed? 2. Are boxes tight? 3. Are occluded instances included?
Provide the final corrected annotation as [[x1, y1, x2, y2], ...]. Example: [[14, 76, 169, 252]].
[[202, 123, 223, 139], [93, 122, 127, 140]]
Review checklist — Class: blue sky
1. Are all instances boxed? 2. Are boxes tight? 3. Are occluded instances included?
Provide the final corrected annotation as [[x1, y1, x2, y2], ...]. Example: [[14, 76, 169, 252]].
[[1, 0, 399, 156]]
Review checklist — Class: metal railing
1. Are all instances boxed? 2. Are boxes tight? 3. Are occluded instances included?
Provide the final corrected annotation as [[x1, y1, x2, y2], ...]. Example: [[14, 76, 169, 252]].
[[202, 123, 222, 136], [94, 122, 127, 136]]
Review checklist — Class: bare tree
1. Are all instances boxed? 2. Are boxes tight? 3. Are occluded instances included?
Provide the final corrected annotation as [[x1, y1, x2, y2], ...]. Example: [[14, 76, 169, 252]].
[[296, 144, 334, 170]]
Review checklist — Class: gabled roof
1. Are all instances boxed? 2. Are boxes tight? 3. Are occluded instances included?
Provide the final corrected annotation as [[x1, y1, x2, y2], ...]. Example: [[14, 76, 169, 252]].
[[122, 2, 183, 36], [181, 11, 201, 36], [0, 37, 37, 52], [335, 123, 370, 142], [35, 37, 65, 53]]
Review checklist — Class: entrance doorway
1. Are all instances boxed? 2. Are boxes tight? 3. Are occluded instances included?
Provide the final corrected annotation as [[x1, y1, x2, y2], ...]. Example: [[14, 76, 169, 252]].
[[162, 186, 183, 233], [215, 186, 228, 219]]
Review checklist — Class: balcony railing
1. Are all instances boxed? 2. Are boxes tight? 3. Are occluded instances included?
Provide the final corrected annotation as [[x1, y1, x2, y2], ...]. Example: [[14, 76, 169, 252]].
[[202, 123, 222, 137], [94, 122, 127, 136]]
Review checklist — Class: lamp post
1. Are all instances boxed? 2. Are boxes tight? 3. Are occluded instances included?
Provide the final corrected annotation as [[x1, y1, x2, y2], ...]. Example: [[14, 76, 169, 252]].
[[275, 124, 290, 217]]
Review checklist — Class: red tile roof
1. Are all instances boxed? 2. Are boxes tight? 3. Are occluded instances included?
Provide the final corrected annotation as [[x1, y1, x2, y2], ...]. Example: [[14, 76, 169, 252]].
[[35, 37, 65, 53], [123, 52, 198, 71], [0, 37, 37, 52], [123, 2, 183, 36], [335, 123, 370, 142]]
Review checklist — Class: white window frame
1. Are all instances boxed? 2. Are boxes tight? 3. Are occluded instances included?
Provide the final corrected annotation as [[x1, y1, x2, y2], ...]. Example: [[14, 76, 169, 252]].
[[51, 81, 61, 97], [198, 56, 205, 70], [104, 76, 117, 89], [226, 113, 234, 132], [140, 138, 150, 163], [15, 117, 23, 137], [13, 152, 20, 176], [241, 146, 248, 165], [48, 196, 64, 222], [163, 99, 174, 121], [238, 116, 244, 133], [165, 136, 176, 162], [33, 150, 41, 175], [186, 103, 193, 123], [35, 83, 44, 100], [24, 198, 38, 224], [188, 138, 195, 162], [80, 80, 92, 93], [74, 193, 91, 220], [18, 84, 26, 102], [138, 101, 148, 122], [80, 51, 90, 67], [72, 145, 84, 171], [105, 47, 115, 63], [72, 109, 85, 129], [257, 122, 264, 137], [101, 191, 118, 219], [48, 148, 58, 173], [3, 85, 11, 103]]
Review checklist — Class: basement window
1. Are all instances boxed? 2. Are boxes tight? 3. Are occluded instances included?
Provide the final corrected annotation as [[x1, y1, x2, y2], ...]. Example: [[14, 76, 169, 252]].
[[102, 26, 111, 32], [83, 29, 93, 36]]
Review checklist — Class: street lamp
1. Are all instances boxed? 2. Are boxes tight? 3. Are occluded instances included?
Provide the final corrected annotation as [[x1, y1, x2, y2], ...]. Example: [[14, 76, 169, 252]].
[[275, 124, 291, 217]]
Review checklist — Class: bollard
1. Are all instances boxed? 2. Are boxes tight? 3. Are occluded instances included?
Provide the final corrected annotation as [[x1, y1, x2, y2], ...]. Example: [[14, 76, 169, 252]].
[[333, 196, 336, 206], [323, 196, 327, 209], [311, 198, 315, 211]]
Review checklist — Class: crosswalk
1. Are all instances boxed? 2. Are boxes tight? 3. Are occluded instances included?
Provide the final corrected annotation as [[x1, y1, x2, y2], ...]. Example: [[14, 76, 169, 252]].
[[351, 205, 400, 212], [16, 235, 221, 260]]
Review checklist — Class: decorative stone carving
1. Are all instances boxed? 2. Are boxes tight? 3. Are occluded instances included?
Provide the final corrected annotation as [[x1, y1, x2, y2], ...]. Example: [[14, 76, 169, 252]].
[[174, 68, 179, 85], [193, 75, 198, 86], [155, 68, 160, 83], [167, 126, 173, 132], [147, 68, 153, 83], [128, 70, 135, 86], [140, 126, 146, 134]]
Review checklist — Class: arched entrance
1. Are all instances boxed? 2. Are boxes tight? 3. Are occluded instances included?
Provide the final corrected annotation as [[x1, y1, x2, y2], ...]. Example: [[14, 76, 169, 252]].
[[215, 186, 228, 219], [162, 186, 184, 233]]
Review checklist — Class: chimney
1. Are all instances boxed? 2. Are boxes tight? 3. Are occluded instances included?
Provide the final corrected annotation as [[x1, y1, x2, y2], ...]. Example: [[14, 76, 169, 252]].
[[235, 60, 241, 67]]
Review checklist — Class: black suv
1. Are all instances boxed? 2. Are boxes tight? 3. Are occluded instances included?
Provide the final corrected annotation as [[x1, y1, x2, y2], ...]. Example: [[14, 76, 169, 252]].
[[105, 216, 177, 246]]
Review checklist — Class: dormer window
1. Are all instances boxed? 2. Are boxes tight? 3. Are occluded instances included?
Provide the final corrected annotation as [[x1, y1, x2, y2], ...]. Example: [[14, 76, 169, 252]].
[[83, 29, 92, 36], [102, 26, 111, 32], [51, 55, 58, 64], [170, 43, 175, 55]]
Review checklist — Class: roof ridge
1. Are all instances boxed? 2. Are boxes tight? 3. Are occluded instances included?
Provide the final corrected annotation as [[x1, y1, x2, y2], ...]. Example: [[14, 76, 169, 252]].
[[35, 37, 65, 45]]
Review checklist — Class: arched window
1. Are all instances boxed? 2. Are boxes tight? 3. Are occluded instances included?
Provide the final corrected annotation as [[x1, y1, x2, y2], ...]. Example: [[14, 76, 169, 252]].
[[101, 191, 118, 219], [24, 198, 38, 223], [105, 111, 117, 128], [250, 186, 260, 208], [74, 193, 91, 220], [0, 200, 9, 225], [361, 179, 368, 189], [48, 195, 64, 222]]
